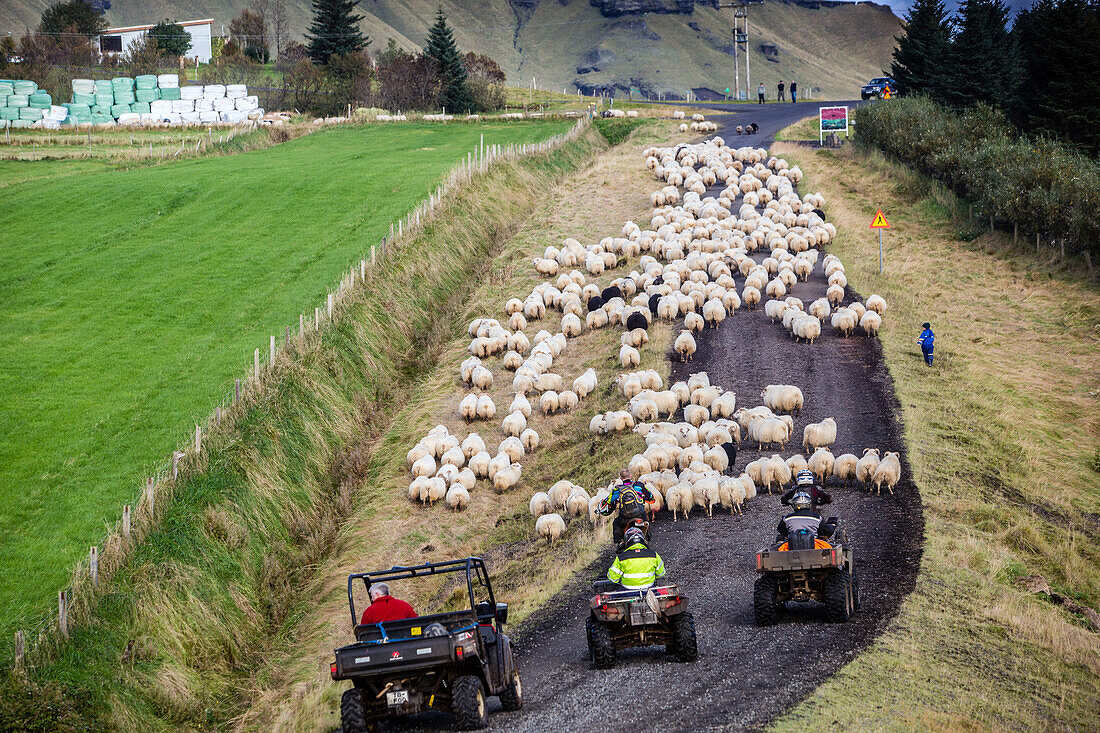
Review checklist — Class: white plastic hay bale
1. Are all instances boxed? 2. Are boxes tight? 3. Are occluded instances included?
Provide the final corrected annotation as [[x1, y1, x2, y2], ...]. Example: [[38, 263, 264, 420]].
[[180, 86, 203, 101], [40, 118, 61, 129], [46, 105, 67, 120], [157, 74, 180, 88], [198, 110, 218, 123], [180, 111, 201, 124], [226, 84, 247, 98], [194, 98, 213, 112], [221, 110, 247, 124], [235, 96, 258, 111], [140, 113, 157, 123], [164, 112, 182, 125], [117, 113, 141, 125], [247, 108, 264, 120], [202, 84, 226, 99], [150, 100, 173, 115], [171, 99, 194, 113], [212, 97, 234, 112]]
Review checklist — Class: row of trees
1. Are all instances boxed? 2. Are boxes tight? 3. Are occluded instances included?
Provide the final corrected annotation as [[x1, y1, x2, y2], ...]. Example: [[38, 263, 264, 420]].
[[889, 0, 1100, 154]]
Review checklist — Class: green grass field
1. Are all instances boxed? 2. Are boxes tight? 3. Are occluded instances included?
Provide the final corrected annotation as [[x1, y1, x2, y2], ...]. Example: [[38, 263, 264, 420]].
[[0, 119, 570, 640]]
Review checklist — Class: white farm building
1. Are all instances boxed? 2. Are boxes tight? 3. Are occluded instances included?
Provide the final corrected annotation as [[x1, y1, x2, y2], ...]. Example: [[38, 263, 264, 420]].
[[99, 19, 214, 64]]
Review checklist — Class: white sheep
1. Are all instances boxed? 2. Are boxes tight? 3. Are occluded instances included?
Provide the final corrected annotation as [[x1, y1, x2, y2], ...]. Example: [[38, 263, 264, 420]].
[[411, 454, 436, 478], [529, 491, 552, 517], [856, 448, 881, 489], [548, 480, 575, 508], [510, 393, 533, 418], [761, 384, 804, 414], [461, 433, 486, 459], [684, 312, 704, 334], [620, 345, 641, 368], [742, 286, 761, 309], [802, 417, 837, 452], [807, 447, 835, 485], [859, 310, 882, 337], [535, 513, 566, 544], [834, 453, 859, 488], [865, 294, 887, 315], [459, 393, 478, 422], [440, 445, 466, 468], [539, 390, 560, 415], [665, 485, 693, 521], [573, 368, 597, 399], [493, 462, 523, 492], [565, 489, 590, 517], [675, 331, 697, 362], [502, 411, 527, 438], [445, 485, 470, 511], [469, 451, 491, 478], [872, 451, 901, 494], [521, 428, 540, 453], [476, 394, 496, 420]]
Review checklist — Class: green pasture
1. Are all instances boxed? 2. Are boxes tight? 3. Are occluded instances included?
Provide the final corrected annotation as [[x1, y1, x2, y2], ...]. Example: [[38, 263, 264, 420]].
[[0, 119, 571, 638]]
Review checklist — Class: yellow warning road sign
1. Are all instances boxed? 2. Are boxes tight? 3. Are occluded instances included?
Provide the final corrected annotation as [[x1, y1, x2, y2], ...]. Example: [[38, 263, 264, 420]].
[[870, 209, 890, 229]]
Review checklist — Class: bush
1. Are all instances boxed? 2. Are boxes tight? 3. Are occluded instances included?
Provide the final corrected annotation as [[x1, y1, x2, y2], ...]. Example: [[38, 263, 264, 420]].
[[854, 97, 1100, 255]]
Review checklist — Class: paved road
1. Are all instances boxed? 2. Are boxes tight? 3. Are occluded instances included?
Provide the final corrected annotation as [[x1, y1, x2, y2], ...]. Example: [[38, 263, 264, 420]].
[[385, 109, 920, 733], [650, 99, 864, 145]]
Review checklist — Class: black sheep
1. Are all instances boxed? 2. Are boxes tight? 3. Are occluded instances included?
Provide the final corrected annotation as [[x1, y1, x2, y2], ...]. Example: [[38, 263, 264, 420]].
[[653, 275, 664, 285], [721, 441, 738, 471], [587, 295, 605, 313], [813, 208, 827, 221], [625, 311, 649, 332], [648, 293, 662, 314], [601, 286, 622, 302]]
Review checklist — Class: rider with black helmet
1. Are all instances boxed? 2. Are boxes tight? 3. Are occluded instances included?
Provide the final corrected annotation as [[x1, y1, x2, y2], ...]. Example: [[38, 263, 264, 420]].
[[776, 486, 837, 548], [606, 526, 666, 590]]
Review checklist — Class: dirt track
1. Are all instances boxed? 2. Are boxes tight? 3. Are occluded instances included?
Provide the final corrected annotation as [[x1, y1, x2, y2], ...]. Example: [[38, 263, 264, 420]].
[[385, 111, 922, 732]]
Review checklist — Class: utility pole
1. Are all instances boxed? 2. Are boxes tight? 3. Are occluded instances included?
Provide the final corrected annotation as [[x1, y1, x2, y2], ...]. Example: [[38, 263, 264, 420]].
[[719, 1, 762, 101]]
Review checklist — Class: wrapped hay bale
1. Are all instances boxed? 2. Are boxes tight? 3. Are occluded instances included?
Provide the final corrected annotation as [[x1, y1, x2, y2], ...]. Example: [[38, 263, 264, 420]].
[[180, 86, 203, 101], [157, 73, 180, 88]]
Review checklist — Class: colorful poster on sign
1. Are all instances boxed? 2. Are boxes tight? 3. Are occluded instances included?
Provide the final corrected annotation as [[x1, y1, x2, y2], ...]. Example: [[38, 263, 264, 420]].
[[819, 106, 849, 143]]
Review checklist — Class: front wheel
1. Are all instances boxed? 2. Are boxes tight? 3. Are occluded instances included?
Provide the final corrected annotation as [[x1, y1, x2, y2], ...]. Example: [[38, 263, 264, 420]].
[[340, 688, 369, 733], [754, 575, 781, 626], [669, 612, 698, 662], [499, 669, 523, 711], [824, 569, 853, 622], [586, 616, 616, 669], [452, 675, 488, 730]]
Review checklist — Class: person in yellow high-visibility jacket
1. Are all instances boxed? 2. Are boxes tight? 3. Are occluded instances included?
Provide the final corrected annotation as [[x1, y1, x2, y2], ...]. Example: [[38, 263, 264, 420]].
[[607, 527, 666, 590]]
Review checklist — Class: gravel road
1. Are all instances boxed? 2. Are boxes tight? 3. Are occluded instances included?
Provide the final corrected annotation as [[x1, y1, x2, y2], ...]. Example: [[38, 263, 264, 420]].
[[382, 110, 922, 733]]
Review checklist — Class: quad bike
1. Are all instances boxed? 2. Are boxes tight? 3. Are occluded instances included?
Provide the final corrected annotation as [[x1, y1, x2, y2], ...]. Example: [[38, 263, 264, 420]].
[[753, 519, 860, 625], [585, 581, 698, 668]]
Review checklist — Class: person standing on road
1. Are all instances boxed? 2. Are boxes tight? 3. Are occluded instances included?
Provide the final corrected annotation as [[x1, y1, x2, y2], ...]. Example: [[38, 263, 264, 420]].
[[757, 82, 766, 103], [777, 80, 785, 102], [917, 322, 935, 366], [790, 81, 797, 103]]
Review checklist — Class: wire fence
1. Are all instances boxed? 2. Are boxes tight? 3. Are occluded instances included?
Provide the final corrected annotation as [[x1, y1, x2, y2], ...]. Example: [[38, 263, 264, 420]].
[[7, 115, 590, 675]]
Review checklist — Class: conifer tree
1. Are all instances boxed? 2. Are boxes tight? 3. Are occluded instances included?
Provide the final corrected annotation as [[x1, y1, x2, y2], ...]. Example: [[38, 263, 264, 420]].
[[889, 0, 953, 97], [424, 7, 474, 112], [305, 0, 367, 65], [941, 0, 1016, 109]]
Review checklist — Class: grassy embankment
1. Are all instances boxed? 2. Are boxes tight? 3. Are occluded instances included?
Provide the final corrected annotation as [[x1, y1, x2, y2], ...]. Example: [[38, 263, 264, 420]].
[[769, 128, 1100, 729], [0, 119, 605, 732], [231, 117, 683, 732], [0, 119, 570, 646]]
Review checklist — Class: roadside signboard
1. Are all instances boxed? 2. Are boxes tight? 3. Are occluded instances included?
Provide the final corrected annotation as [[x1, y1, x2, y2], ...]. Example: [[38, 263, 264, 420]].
[[819, 105, 849, 144], [870, 209, 890, 273]]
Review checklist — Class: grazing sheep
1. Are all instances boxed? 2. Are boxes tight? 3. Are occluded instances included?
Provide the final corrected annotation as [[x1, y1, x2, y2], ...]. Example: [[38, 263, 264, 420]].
[[606, 410, 636, 433], [589, 413, 608, 435], [742, 286, 761, 309], [493, 462, 523, 492], [834, 453, 859, 488], [872, 451, 901, 494], [675, 331, 697, 362], [684, 312, 704, 334], [459, 393, 479, 422], [809, 298, 831, 322], [859, 310, 882, 338], [469, 451, 492, 478], [566, 489, 590, 517], [826, 284, 845, 307], [761, 384, 804, 414], [830, 308, 857, 337], [765, 299, 788, 322], [470, 365, 494, 391], [426, 477, 448, 506], [411, 454, 437, 478], [502, 411, 527, 438], [865, 294, 887, 315], [510, 393, 533, 418], [548, 480, 574, 509], [630, 397, 660, 423], [704, 445, 730, 473], [711, 391, 737, 418], [748, 416, 791, 450], [407, 443, 430, 467], [856, 448, 881, 489], [476, 394, 496, 420], [535, 513, 567, 544], [445, 485, 470, 511], [558, 390, 579, 412], [520, 428, 540, 453], [807, 447, 836, 485], [573, 368, 597, 399], [620, 345, 642, 368], [684, 404, 709, 427], [802, 417, 837, 451], [540, 390, 561, 415], [702, 299, 726, 328], [529, 491, 552, 517], [499, 436, 525, 462], [561, 313, 583, 338], [408, 476, 429, 502], [621, 327, 650, 348], [536, 372, 564, 392], [441, 445, 466, 468]]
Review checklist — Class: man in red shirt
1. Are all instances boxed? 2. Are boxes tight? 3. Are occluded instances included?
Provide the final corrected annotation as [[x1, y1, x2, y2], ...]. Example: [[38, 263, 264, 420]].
[[360, 582, 417, 625]]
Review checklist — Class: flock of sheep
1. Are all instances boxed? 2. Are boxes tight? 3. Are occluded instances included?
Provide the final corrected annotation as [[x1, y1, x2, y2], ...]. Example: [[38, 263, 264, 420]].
[[401, 114, 902, 546]]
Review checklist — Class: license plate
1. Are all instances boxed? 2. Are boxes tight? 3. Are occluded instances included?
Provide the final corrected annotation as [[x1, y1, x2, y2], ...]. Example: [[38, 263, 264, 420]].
[[386, 690, 409, 706]]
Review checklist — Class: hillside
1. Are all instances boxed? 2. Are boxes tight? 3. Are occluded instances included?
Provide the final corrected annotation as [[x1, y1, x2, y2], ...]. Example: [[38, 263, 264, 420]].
[[1, 0, 901, 100]]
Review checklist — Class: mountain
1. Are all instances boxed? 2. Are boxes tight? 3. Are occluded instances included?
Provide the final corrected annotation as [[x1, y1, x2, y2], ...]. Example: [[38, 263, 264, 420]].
[[1, 0, 902, 100]]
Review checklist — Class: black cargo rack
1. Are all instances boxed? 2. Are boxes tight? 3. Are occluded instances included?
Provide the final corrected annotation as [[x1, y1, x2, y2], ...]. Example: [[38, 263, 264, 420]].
[[346, 557, 495, 627]]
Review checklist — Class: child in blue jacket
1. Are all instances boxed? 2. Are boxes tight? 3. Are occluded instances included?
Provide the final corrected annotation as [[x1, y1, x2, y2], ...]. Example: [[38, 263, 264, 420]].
[[916, 322, 934, 365]]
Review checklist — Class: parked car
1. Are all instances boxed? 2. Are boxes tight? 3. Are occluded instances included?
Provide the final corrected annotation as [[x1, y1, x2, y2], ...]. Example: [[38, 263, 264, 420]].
[[861, 77, 896, 100]]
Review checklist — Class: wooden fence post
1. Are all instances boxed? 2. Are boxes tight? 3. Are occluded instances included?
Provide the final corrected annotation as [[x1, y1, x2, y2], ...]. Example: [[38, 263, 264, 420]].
[[194, 425, 202, 455], [254, 348, 260, 379], [360, 260, 366, 280], [270, 335, 276, 363], [89, 546, 98, 588], [371, 245, 376, 266], [235, 378, 241, 402], [58, 590, 68, 639], [300, 314, 304, 336], [215, 406, 221, 426], [122, 504, 131, 541], [14, 631, 24, 673], [315, 307, 321, 329], [328, 293, 334, 318]]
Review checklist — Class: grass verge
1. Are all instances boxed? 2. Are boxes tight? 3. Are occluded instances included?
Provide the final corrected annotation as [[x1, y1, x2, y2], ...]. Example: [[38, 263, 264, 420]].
[[0, 124, 604, 732], [0, 119, 571, 642], [768, 142, 1100, 730]]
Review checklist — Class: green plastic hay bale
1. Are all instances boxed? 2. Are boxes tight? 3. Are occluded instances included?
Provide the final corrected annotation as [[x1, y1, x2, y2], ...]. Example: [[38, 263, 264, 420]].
[[130, 101, 150, 114], [111, 76, 134, 89], [13, 80, 37, 95], [135, 75, 157, 90], [7, 94, 28, 108], [18, 106, 43, 120], [28, 92, 51, 109], [94, 79, 112, 94], [110, 103, 131, 118], [95, 92, 114, 107], [73, 92, 96, 106], [135, 88, 159, 103], [158, 87, 181, 101]]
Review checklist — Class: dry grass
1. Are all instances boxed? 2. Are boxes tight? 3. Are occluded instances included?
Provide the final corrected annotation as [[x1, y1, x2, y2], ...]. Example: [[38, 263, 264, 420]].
[[769, 142, 1100, 731], [231, 121, 685, 732]]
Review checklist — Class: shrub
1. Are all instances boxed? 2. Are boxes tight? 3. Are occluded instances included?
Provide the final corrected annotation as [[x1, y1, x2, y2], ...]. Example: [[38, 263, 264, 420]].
[[854, 97, 1100, 255]]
